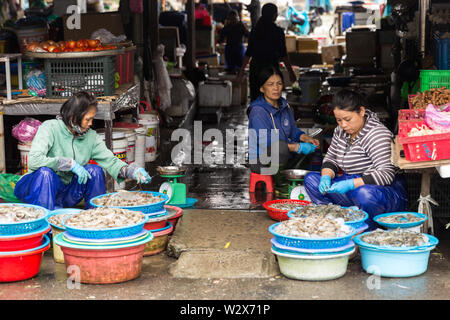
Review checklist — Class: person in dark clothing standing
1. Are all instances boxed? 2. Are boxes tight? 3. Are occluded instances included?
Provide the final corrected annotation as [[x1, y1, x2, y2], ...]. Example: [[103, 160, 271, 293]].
[[246, 0, 261, 28], [236, 3, 296, 102], [218, 10, 249, 73]]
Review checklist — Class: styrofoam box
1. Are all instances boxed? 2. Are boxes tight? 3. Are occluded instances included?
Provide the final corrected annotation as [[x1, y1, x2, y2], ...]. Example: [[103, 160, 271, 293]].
[[198, 80, 232, 107], [436, 165, 450, 178]]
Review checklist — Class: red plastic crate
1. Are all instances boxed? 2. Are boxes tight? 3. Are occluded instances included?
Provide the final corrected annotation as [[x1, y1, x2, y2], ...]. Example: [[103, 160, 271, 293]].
[[116, 46, 136, 85], [398, 120, 450, 162]]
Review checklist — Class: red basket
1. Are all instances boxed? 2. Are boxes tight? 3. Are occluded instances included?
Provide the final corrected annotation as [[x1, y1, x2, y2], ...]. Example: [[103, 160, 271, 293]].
[[263, 199, 311, 221], [0, 225, 50, 252], [165, 205, 182, 234], [398, 120, 450, 162], [0, 240, 50, 282], [398, 109, 425, 121]]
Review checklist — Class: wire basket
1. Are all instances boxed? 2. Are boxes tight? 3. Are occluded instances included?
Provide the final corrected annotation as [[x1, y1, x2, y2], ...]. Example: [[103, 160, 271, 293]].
[[0, 204, 49, 236], [61, 214, 149, 239], [89, 191, 169, 214], [373, 212, 428, 229], [268, 223, 356, 250]]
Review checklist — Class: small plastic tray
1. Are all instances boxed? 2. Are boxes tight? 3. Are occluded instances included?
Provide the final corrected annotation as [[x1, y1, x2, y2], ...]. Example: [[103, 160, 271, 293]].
[[373, 212, 428, 229]]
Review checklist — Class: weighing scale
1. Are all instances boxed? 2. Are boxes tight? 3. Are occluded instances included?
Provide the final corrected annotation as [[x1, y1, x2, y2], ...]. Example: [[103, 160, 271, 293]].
[[281, 169, 312, 201], [157, 166, 197, 208]]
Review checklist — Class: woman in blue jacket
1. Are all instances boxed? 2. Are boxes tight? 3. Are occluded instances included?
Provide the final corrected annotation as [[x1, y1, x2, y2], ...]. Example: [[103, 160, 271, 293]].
[[248, 65, 319, 176]]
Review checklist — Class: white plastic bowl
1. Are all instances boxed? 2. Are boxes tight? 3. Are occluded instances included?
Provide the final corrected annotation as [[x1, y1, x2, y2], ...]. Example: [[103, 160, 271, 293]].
[[272, 247, 355, 281]]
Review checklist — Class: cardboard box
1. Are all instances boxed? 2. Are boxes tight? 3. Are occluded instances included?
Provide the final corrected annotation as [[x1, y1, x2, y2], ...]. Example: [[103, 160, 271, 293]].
[[286, 35, 297, 53], [321, 45, 345, 65], [296, 37, 319, 53], [63, 12, 125, 41]]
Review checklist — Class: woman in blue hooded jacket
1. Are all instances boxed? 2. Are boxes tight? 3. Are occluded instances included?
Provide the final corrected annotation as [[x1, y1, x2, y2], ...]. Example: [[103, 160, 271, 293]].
[[248, 65, 319, 175]]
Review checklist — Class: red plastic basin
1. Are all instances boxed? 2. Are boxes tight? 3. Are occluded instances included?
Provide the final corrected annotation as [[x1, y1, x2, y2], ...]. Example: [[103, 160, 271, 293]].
[[165, 205, 182, 234], [263, 199, 311, 221], [61, 244, 146, 284], [0, 240, 50, 282], [144, 219, 167, 231], [0, 226, 50, 252]]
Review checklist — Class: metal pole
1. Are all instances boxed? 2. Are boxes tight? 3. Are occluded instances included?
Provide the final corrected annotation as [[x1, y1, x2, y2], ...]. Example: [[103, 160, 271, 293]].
[[419, 0, 430, 56], [186, 0, 195, 72]]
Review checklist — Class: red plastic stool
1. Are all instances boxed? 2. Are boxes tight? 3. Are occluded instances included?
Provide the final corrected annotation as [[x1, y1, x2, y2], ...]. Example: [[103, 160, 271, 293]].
[[249, 172, 274, 193]]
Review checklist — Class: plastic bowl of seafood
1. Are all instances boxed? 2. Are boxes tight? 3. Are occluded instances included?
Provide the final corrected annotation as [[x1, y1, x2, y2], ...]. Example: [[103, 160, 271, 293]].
[[269, 216, 357, 250], [0, 234, 50, 282], [61, 208, 149, 239], [143, 222, 173, 256], [89, 191, 169, 215], [353, 229, 439, 277], [46, 208, 82, 263], [0, 203, 49, 235], [54, 231, 153, 284], [263, 199, 311, 221], [287, 204, 368, 229], [165, 205, 183, 233], [271, 244, 355, 281], [0, 223, 50, 252], [373, 212, 428, 232]]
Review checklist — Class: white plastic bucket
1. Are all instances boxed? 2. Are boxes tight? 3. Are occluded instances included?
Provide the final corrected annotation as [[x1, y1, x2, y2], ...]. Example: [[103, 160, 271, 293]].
[[125, 131, 136, 164], [138, 117, 159, 162], [17, 142, 32, 175], [134, 127, 146, 168], [98, 131, 128, 190]]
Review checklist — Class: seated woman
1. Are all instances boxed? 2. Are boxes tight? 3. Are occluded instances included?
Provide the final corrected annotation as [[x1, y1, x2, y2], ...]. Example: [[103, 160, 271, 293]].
[[14, 91, 152, 210], [248, 65, 319, 177], [304, 89, 408, 230]]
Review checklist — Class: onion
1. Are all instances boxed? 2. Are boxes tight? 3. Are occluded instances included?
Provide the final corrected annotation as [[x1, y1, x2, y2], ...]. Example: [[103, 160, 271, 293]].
[[26, 42, 39, 52]]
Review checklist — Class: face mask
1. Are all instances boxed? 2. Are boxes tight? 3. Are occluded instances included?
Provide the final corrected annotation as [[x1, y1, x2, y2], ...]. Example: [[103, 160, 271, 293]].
[[69, 119, 88, 137]]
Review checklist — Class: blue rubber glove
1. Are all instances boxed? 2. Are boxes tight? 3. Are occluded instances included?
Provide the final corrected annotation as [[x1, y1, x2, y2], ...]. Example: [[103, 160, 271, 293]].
[[70, 161, 92, 184], [318, 175, 332, 194], [134, 168, 152, 184], [297, 142, 316, 155], [327, 179, 356, 194]]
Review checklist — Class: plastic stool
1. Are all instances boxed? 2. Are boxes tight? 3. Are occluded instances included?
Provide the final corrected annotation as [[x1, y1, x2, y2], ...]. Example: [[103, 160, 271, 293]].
[[249, 172, 274, 193]]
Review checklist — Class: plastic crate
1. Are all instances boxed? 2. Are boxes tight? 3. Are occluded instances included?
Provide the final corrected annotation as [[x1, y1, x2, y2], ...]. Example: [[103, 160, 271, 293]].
[[44, 55, 116, 98], [115, 46, 136, 85], [419, 70, 450, 92], [398, 120, 450, 162], [433, 35, 450, 70]]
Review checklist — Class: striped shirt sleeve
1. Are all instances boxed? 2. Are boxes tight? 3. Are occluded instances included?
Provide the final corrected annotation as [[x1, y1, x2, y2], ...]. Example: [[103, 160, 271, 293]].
[[361, 127, 396, 186]]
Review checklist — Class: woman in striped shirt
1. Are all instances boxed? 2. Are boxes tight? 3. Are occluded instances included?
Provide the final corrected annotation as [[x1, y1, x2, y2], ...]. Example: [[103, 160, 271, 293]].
[[304, 89, 408, 230]]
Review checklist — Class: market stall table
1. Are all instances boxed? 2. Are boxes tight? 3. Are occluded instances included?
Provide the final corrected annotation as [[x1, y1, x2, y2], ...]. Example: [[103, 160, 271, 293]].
[[391, 136, 450, 235], [0, 83, 140, 192]]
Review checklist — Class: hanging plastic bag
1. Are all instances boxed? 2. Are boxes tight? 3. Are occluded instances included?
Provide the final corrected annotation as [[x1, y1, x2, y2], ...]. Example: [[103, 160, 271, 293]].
[[0, 174, 22, 203], [12, 117, 42, 143], [424, 103, 450, 132], [152, 44, 172, 111]]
